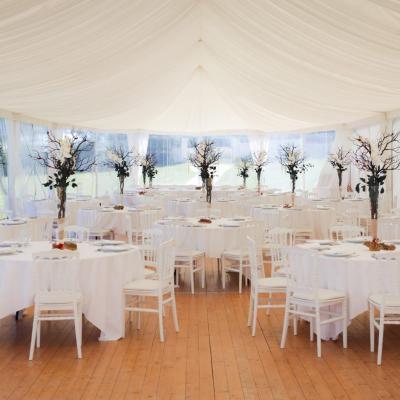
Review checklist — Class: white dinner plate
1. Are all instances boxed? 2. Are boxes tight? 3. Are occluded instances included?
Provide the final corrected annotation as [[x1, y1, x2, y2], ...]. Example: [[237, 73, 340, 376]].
[[1, 219, 27, 226], [100, 244, 135, 252], [218, 223, 240, 228], [0, 247, 19, 255], [322, 250, 355, 258], [371, 252, 400, 261], [0, 241, 27, 248], [92, 240, 126, 246], [344, 237, 368, 244]]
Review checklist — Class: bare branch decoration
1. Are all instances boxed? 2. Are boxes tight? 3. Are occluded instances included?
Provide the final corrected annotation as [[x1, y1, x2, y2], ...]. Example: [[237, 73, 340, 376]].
[[31, 130, 95, 219], [104, 146, 135, 195]]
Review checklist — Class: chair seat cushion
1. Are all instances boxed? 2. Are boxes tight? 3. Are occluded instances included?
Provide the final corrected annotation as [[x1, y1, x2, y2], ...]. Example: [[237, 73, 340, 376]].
[[35, 291, 82, 304], [369, 294, 400, 308], [258, 277, 287, 288], [293, 288, 345, 302], [222, 249, 248, 258], [176, 249, 204, 258], [124, 279, 168, 292], [144, 268, 156, 277]]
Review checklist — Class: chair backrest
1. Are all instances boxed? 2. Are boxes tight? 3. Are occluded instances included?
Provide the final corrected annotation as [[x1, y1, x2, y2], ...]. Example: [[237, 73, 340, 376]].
[[139, 210, 160, 231], [139, 229, 163, 268], [157, 240, 176, 287], [33, 250, 80, 293], [64, 225, 89, 242], [269, 227, 295, 246], [247, 236, 265, 294], [77, 208, 98, 229], [286, 248, 321, 304]]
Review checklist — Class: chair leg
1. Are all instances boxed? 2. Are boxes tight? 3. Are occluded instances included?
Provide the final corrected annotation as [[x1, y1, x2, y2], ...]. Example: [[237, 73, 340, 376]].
[[190, 260, 195, 295], [171, 292, 179, 332], [251, 295, 258, 336], [221, 257, 226, 289], [316, 310, 322, 358], [293, 308, 298, 336], [377, 313, 385, 365], [201, 256, 205, 289], [36, 321, 41, 348], [137, 297, 141, 330], [247, 295, 253, 327], [342, 299, 348, 349], [74, 305, 82, 359], [369, 303, 375, 353], [29, 315, 38, 360], [239, 259, 243, 294], [158, 296, 164, 342], [309, 318, 314, 342], [280, 303, 290, 349]]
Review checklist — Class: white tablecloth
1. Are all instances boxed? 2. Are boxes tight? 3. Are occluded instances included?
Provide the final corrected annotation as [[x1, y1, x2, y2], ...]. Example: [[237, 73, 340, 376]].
[[292, 242, 400, 339], [0, 241, 144, 340], [156, 217, 257, 258]]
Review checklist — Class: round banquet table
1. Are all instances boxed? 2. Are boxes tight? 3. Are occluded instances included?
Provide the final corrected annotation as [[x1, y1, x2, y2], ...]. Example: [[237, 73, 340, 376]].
[[0, 241, 144, 340], [156, 217, 258, 258], [291, 242, 400, 340]]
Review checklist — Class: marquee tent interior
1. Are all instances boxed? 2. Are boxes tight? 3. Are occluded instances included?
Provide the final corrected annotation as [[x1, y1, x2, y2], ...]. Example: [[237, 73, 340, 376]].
[[1, 2, 400, 398]]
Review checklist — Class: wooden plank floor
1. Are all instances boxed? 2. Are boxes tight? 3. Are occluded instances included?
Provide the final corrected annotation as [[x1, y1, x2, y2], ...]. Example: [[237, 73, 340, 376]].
[[1, 259, 400, 399]]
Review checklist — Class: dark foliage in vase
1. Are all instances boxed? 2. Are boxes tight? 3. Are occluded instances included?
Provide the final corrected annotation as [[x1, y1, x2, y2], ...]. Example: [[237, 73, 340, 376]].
[[353, 131, 400, 219], [328, 146, 351, 188], [278, 144, 313, 193], [188, 139, 222, 186], [139, 153, 158, 187], [237, 156, 252, 186], [31, 130, 95, 218], [104, 146, 135, 195]]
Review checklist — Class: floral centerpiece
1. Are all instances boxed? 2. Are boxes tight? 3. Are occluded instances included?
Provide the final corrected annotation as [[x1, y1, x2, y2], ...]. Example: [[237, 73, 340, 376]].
[[328, 146, 351, 199], [237, 157, 252, 188], [188, 139, 222, 203], [278, 144, 313, 205], [32, 130, 95, 219], [104, 146, 135, 195], [139, 153, 158, 188], [253, 150, 269, 193], [353, 131, 400, 240]]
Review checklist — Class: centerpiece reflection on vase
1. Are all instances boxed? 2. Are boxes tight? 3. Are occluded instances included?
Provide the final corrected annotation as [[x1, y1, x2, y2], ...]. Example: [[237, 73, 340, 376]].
[[188, 139, 222, 205], [278, 144, 313, 207], [353, 130, 400, 241]]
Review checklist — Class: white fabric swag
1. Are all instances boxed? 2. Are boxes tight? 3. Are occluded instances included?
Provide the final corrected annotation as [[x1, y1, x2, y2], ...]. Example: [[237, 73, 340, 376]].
[[0, 0, 399, 133]]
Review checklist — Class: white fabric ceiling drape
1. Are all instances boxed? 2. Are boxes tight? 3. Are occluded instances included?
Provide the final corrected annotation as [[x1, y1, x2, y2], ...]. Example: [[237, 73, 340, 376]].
[[0, 0, 399, 133]]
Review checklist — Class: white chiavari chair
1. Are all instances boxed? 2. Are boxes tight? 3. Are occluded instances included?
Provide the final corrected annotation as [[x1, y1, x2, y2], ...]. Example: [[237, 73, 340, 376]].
[[247, 237, 286, 336], [123, 240, 179, 342], [29, 250, 82, 360], [280, 250, 348, 357]]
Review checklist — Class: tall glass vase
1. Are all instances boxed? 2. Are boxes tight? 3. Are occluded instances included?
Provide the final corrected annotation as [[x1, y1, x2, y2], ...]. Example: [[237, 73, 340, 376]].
[[337, 169, 343, 200], [57, 186, 67, 220], [119, 176, 125, 195], [290, 176, 296, 206], [369, 182, 379, 240], [142, 170, 147, 188], [256, 171, 261, 194], [242, 177, 247, 188], [206, 178, 212, 204]]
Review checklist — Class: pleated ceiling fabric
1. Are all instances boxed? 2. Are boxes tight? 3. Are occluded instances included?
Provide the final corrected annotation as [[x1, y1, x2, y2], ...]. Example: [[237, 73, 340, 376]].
[[0, 0, 399, 133]]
